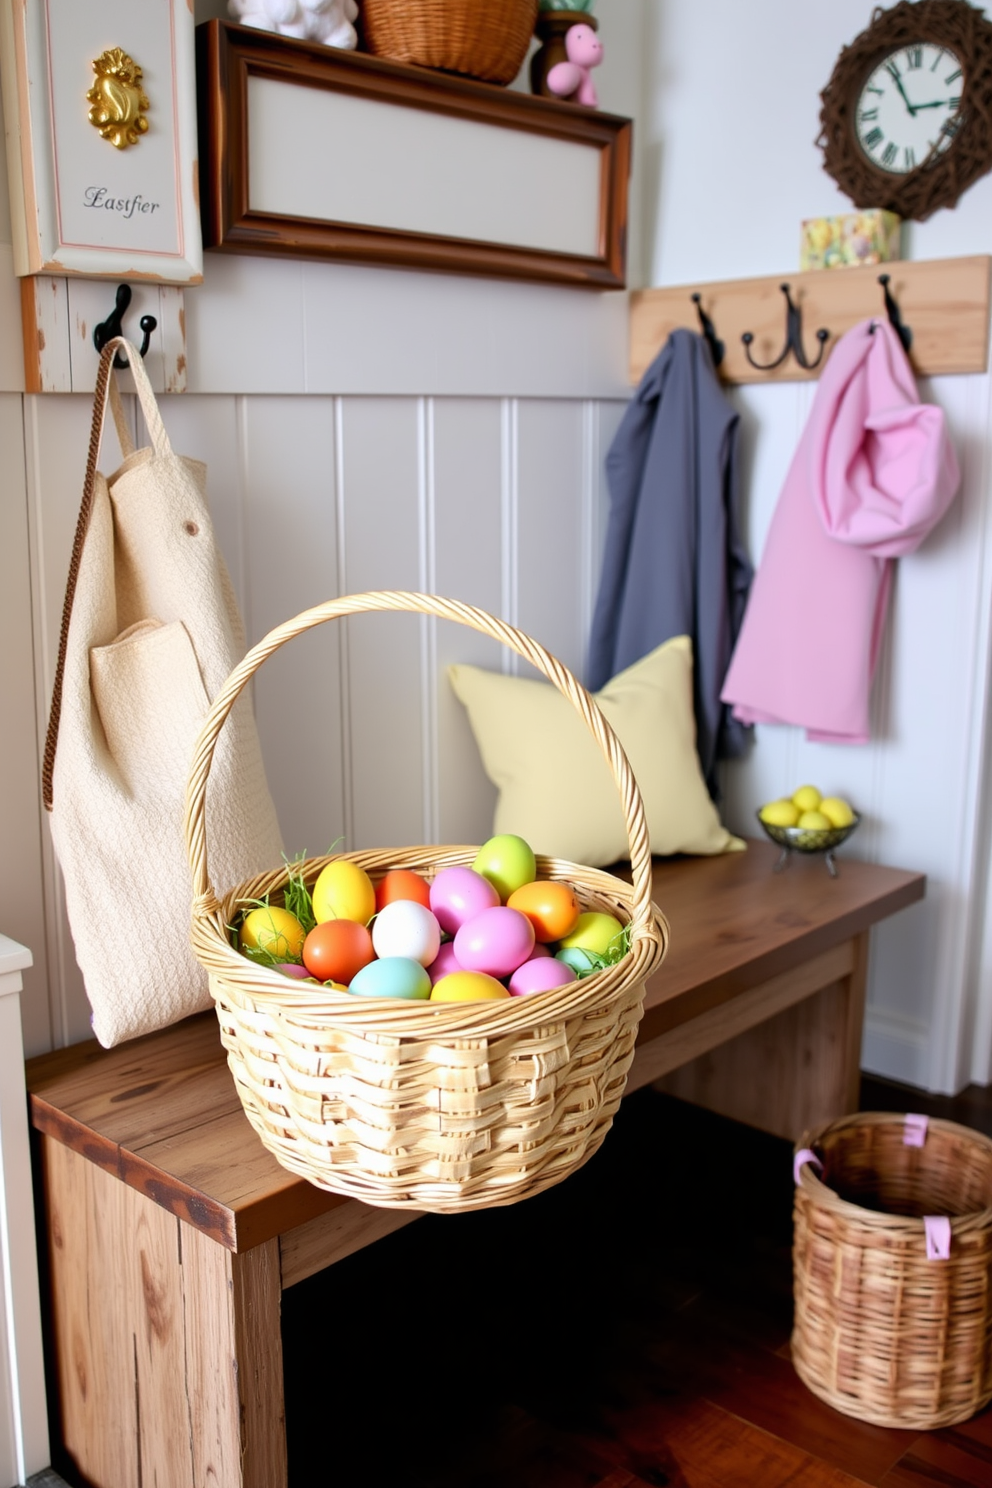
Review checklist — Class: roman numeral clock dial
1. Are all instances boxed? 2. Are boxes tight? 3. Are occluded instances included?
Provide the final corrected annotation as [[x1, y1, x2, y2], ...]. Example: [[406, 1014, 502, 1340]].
[[856, 45, 962, 174], [818, 0, 992, 222]]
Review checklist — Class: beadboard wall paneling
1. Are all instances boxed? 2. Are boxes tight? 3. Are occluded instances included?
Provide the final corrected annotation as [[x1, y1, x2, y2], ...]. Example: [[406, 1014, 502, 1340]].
[[515, 400, 589, 681], [336, 398, 427, 851], [431, 398, 506, 848], [23, 393, 101, 1051], [238, 395, 345, 864], [718, 369, 992, 1092]]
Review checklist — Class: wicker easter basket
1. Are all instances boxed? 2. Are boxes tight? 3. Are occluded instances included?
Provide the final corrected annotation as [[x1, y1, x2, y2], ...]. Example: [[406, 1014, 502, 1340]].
[[185, 591, 668, 1214], [793, 1111, 992, 1428], [360, 0, 539, 84]]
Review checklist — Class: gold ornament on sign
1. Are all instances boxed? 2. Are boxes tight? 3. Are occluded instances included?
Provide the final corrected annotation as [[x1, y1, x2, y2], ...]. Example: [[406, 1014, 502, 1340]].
[[87, 48, 149, 149]]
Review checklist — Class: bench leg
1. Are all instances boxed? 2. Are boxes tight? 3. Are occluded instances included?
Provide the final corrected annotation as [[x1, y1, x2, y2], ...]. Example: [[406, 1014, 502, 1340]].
[[38, 1136, 287, 1488], [649, 932, 871, 1141]]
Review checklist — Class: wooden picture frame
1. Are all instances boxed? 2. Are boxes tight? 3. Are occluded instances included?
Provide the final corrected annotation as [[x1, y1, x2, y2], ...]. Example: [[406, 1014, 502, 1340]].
[[0, 0, 202, 283], [196, 20, 631, 289]]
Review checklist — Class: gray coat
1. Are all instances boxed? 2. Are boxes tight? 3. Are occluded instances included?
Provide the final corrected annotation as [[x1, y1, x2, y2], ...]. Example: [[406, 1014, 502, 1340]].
[[588, 329, 753, 797]]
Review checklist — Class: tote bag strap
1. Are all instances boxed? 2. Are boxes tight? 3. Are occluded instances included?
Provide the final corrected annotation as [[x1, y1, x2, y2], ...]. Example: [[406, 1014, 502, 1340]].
[[42, 337, 174, 809]]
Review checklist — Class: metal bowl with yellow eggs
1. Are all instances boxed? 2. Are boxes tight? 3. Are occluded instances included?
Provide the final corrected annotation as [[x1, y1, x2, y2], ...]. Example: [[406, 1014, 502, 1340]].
[[757, 786, 859, 874]]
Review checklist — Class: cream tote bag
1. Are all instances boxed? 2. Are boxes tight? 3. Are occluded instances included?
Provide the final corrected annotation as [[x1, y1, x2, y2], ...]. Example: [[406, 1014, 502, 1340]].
[[43, 338, 284, 1047]]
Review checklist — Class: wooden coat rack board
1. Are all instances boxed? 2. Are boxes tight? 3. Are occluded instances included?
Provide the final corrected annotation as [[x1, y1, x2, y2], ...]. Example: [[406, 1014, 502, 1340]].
[[629, 254, 991, 386]]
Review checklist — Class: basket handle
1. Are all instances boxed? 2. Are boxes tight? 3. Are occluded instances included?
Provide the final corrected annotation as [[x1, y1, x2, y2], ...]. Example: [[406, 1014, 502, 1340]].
[[185, 591, 657, 939]]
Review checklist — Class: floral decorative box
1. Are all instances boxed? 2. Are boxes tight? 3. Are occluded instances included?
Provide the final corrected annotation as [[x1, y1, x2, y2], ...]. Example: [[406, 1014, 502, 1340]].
[[800, 210, 901, 272]]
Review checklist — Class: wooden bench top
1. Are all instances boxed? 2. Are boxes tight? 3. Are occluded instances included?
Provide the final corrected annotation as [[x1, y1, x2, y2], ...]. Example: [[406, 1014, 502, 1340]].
[[26, 840, 924, 1253]]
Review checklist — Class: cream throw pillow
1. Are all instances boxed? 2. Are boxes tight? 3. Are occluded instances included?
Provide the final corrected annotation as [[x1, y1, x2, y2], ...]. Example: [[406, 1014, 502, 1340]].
[[448, 636, 744, 867]]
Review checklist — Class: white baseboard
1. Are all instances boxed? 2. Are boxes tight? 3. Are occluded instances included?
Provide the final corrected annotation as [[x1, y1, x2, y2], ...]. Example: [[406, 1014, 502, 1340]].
[[861, 1005, 932, 1093]]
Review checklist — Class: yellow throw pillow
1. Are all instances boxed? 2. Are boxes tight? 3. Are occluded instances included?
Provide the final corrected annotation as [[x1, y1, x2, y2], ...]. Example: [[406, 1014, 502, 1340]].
[[448, 636, 744, 868]]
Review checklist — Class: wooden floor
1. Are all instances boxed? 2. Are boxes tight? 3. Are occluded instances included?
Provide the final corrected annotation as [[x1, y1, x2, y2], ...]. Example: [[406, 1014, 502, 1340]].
[[282, 1077, 992, 1488]]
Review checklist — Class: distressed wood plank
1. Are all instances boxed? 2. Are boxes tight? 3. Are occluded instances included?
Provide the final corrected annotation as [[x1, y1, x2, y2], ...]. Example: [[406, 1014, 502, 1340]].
[[180, 1228, 287, 1488], [629, 255, 991, 385], [281, 1203, 419, 1289]]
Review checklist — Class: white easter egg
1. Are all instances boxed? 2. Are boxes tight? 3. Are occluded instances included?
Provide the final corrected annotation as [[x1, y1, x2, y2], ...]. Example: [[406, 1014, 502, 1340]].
[[371, 899, 442, 967]]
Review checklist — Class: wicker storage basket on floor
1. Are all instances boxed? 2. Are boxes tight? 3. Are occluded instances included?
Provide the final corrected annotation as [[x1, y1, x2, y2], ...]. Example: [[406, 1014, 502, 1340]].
[[793, 1111, 992, 1429], [185, 591, 668, 1214], [360, 0, 539, 84]]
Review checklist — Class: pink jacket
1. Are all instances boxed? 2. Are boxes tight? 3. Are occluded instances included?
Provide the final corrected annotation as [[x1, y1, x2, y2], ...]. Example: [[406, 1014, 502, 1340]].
[[720, 318, 960, 743]]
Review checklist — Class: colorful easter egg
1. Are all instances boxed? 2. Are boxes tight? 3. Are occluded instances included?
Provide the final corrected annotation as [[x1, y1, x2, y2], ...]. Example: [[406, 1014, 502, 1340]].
[[240, 905, 307, 962], [429, 865, 499, 936], [453, 905, 535, 979], [430, 971, 510, 1002], [471, 834, 537, 902], [558, 912, 625, 958], [302, 919, 375, 984], [508, 956, 577, 997], [312, 860, 376, 926], [428, 941, 463, 986], [374, 869, 432, 913], [349, 957, 431, 1000], [371, 900, 441, 966], [506, 880, 581, 942]]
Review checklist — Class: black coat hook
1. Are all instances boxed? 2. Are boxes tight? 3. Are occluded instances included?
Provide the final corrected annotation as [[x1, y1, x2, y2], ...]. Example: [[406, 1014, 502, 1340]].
[[92, 284, 157, 369], [742, 283, 829, 373], [877, 273, 913, 354], [691, 292, 725, 368]]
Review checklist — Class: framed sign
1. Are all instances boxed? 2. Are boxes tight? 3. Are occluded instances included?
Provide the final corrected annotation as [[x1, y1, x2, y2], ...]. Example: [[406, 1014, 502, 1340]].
[[197, 21, 631, 289], [0, 0, 202, 282]]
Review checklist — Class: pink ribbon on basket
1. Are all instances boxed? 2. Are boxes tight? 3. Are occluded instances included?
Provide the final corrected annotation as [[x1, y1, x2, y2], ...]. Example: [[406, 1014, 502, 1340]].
[[904, 1112, 929, 1146], [793, 1148, 823, 1184], [924, 1215, 952, 1260]]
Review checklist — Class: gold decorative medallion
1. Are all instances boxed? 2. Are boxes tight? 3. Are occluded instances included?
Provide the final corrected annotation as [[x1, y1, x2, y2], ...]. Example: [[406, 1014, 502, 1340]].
[[87, 48, 149, 149]]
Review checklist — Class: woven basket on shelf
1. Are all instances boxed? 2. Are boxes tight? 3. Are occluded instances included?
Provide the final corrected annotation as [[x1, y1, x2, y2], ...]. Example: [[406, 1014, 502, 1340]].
[[793, 1111, 992, 1429], [360, 0, 539, 84], [185, 591, 669, 1214]]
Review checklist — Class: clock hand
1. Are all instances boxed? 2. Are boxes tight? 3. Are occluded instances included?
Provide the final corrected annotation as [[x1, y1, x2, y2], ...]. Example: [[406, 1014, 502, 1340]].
[[911, 98, 955, 109], [890, 71, 917, 115]]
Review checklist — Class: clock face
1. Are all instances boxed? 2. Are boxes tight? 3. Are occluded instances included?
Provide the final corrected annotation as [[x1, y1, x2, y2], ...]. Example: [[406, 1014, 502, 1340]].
[[855, 43, 964, 174]]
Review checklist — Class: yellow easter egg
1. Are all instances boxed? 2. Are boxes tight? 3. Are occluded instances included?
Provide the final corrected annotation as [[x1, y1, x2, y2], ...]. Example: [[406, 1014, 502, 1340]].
[[240, 905, 307, 961], [312, 860, 376, 926], [430, 971, 510, 1002]]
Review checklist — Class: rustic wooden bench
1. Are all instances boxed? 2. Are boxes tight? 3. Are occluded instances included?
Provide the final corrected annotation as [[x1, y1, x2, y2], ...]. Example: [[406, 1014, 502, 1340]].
[[26, 840, 923, 1488]]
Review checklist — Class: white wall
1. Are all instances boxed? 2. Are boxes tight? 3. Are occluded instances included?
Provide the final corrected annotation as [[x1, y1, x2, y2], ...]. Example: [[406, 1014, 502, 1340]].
[[643, 0, 992, 1092]]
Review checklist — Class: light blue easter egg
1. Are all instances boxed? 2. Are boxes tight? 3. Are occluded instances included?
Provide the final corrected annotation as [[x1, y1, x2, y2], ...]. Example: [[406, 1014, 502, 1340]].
[[349, 956, 432, 1000]]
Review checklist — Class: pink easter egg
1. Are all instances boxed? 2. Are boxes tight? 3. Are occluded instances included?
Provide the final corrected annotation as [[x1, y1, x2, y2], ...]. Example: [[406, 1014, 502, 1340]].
[[508, 956, 577, 998], [274, 962, 313, 979], [428, 940, 463, 986], [453, 906, 535, 979], [429, 865, 499, 936]]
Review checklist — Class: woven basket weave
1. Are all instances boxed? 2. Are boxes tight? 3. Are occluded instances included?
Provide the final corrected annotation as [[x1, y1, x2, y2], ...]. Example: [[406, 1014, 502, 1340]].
[[360, 0, 539, 84], [185, 591, 668, 1213], [793, 1111, 992, 1428]]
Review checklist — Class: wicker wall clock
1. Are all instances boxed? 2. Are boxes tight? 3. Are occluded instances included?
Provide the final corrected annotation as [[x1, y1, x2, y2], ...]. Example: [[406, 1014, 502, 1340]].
[[819, 0, 992, 220]]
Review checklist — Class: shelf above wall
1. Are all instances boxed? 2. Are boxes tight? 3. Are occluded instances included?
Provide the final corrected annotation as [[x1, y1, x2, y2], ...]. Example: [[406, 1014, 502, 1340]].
[[629, 255, 991, 385], [197, 21, 632, 290]]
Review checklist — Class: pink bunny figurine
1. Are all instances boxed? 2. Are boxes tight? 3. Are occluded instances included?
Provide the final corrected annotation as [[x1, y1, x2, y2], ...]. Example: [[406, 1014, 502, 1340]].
[[546, 24, 603, 108]]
